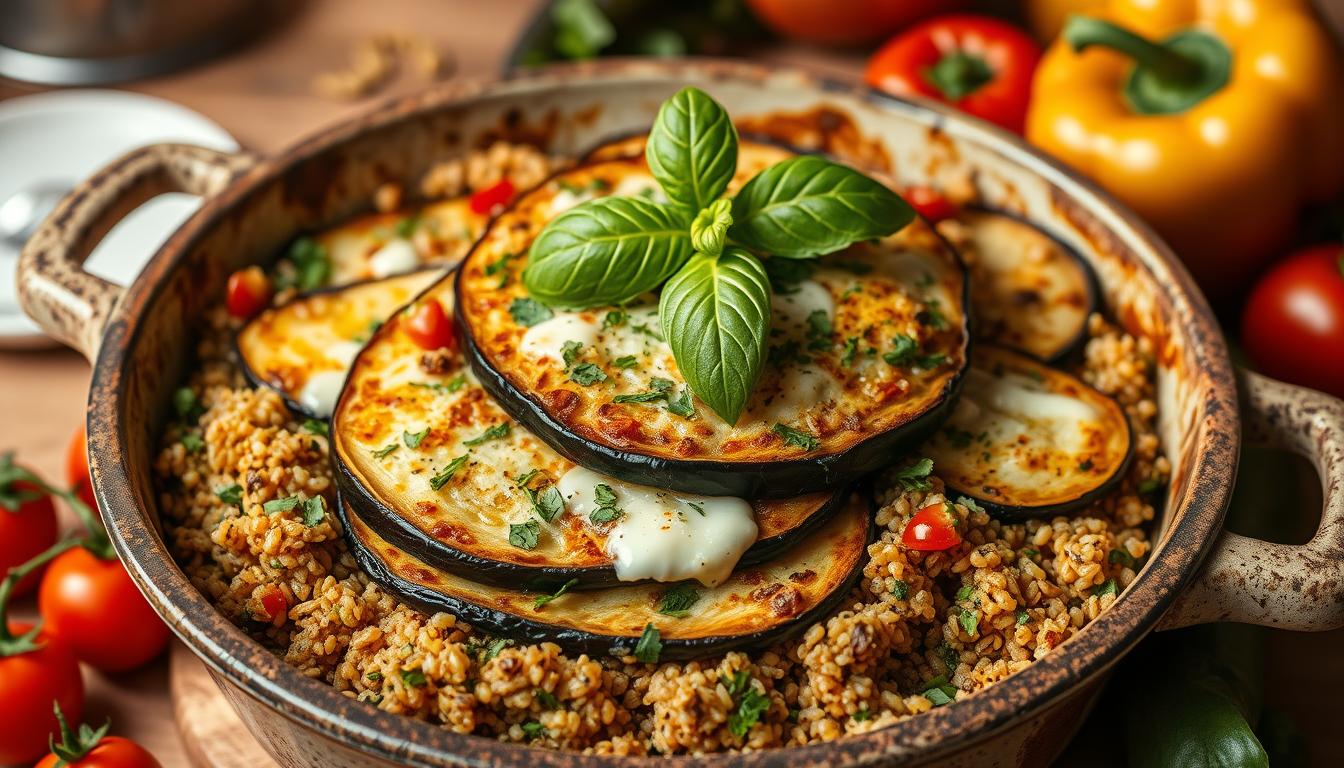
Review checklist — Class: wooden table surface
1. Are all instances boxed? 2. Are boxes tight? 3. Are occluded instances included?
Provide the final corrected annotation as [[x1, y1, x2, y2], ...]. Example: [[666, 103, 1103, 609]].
[[2, 1, 1342, 765]]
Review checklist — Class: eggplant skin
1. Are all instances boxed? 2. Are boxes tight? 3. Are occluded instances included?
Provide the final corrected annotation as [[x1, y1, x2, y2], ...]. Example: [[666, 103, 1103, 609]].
[[335, 493, 873, 660], [926, 345, 1134, 521]]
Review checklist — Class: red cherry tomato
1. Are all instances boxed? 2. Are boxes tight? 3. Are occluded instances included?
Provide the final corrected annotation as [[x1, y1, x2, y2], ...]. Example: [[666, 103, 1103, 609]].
[[0, 467, 58, 597], [36, 727, 162, 768], [66, 424, 98, 513], [903, 501, 963, 551], [225, 266, 273, 319], [904, 186, 960, 223], [1242, 244, 1344, 399], [745, 0, 962, 46], [468, 179, 516, 215], [866, 14, 1042, 134], [38, 547, 170, 672], [0, 623, 84, 765], [403, 298, 458, 352]]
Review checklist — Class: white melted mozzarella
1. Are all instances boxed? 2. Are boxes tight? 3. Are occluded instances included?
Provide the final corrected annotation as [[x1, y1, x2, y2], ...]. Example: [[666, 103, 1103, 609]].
[[520, 312, 603, 360], [368, 238, 419, 278], [557, 466, 757, 587], [549, 188, 596, 216], [958, 368, 1099, 459], [773, 279, 834, 332], [297, 370, 347, 418], [328, 340, 365, 367]]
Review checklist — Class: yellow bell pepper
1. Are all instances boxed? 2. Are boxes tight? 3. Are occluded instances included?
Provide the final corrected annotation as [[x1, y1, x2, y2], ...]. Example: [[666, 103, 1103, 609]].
[[1026, 0, 1344, 300], [1025, 0, 1101, 41]]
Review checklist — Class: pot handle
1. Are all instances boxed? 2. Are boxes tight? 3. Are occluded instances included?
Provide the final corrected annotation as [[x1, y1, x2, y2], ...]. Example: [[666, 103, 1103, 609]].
[[1158, 369, 1344, 631], [17, 143, 256, 362]]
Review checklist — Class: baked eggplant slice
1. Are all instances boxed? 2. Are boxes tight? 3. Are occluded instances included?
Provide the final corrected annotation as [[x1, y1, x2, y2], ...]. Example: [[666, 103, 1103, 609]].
[[237, 269, 441, 418], [454, 140, 970, 498], [956, 209, 1098, 363], [336, 489, 870, 660], [332, 272, 846, 592], [924, 345, 1133, 519]]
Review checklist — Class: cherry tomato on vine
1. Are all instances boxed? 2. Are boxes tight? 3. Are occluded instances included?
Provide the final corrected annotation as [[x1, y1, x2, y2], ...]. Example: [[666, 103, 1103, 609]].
[[866, 15, 1041, 134], [0, 457, 59, 597], [1242, 244, 1344, 399], [403, 298, 457, 352], [468, 179, 516, 215], [226, 266, 273, 319], [66, 424, 99, 513], [0, 623, 84, 765], [38, 546, 170, 672], [903, 501, 963, 551], [37, 703, 162, 768]]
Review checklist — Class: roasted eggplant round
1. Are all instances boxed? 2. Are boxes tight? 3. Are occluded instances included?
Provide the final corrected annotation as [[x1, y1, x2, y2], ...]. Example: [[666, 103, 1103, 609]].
[[454, 139, 970, 498], [236, 269, 443, 418], [335, 489, 870, 661], [332, 271, 847, 592], [955, 209, 1098, 363], [923, 345, 1133, 519]]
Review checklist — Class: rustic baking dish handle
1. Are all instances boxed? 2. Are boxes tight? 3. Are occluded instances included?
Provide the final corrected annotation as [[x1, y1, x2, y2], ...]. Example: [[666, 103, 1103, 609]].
[[17, 143, 256, 362], [1159, 370, 1344, 631]]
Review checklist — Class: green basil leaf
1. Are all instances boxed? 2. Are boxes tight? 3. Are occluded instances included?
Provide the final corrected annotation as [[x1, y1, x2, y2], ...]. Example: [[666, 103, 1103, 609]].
[[658, 248, 770, 424], [523, 197, 693, 308], [689, 198, 733, 257], [645, 86, 738, 212], [729, 155, 914, 258]]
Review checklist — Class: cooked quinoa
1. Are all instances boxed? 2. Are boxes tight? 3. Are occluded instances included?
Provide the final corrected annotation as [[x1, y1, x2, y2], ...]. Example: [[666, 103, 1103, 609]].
[[153, 151, 1168, 754]]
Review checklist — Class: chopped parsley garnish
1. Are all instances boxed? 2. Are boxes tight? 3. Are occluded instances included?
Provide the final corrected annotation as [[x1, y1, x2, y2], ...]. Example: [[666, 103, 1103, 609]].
[[917, 301, 948, 330], [721, 669, 770, 738], [372, 443, 398, 459], [612, 355, 639, 369], [215, 484, 243, 507], [1078, 458, 1095, 472], [937, 642, 958, 672], [841, 337, 859, 368], [892, 458, 934, 491], [958, 609, 979, 636], [412, 376, 467, 394], [518, 472, 565, 522], [463, 422, 510, 446], [805, 310, 832, 350], [1093, 578, 1119, 598], [521, 721, 545, 739], [174, 387, 204, 421], [264, 495, 300, 514], [352, 319, 382, 343], [602, 309, 626, 329], [768, 340, 811, 366], [589, 483, 623, 524], [569, 363, 607, 386], [1016, 609, 1031, 626], [561, 339, 585, 369], [630, 321, 662, 340], [686, 501, 705, 516], [1022, 547, 1040, 558], [589, 506, 622, 524], [366, 671, 382, 681], [1137, 478, 1163, 496], [1108, 548, 1138, 568], [302, 418, 328, 437], [394, 216, 419, 238], [429, 454, 470, 490], [509, 520, 541, 550], [399, 668, 427, 688], [302, 496, 326, 527], [633, 623, 662, 664], [853, 708, 872, 722], [403, 428, 429, 448], [956, 496, 985, 514], [181, 433, 205, 453], [613, 378, 673, 404], [279, 237, 331, 292], [667, 388, 696, 418], [773, 423, 819, 452], [509, 297, 553, 327], [657, 582, 700, 618], [534, 688, 563, 710], [484, 252, 515, 287], [890, 579, 909, 600], [883, 334, 946, 370], [533, 578, 578, 610], [921, 675, 958, 707], [475, 637, 511, 661], [955, 585, 974, 603]]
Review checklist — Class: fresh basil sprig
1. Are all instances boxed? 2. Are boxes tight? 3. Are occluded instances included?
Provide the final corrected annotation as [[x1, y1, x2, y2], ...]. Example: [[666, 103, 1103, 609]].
[[521, 86, 913, 424]]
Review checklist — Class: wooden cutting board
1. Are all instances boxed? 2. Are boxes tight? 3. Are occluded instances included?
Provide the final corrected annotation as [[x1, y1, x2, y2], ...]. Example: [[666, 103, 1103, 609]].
[[169, 642, 279, 768]]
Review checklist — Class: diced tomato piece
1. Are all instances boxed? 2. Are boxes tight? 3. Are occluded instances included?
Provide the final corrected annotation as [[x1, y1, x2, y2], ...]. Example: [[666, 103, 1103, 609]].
[[904, 186, 959, 223], [403, 298, 457, 351], [225, 266, 273, 319], [468, 179, 516, 215], [902, 501, 962, 550], [258, 585, 288, 622]]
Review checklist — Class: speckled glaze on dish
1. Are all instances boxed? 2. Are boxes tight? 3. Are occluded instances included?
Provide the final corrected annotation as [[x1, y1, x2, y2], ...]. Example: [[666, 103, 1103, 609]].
[[18, 60, 1344, 767]]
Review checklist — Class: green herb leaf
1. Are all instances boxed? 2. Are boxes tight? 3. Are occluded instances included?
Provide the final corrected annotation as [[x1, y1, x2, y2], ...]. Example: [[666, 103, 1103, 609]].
[[1109, 548, 1138, 569], [657, 582, 700, 618], [805, 310, 832, 350], [561, 340, 585, 369], [372, 443, 398, 459], [612, 378, 673, 404], [533, 578, 578, 610], [569, 362, 607, 386], [729, 155, 914, 259], [883, 333, 945, 370], [429, 454, 470, 490], [302, 496, 326, 527], [550, 0, 614, 59], [481, 637, 511, 661], [659, 249, 770, 424], [589, 483, 623, 524], [528, 485, 566, 523], [1016, 609, 1031, 626], [958, 609, 979, 636], [263, 496, 300, 514], [523, 197, 694, 308], [463, 422, 510, 446], [181, 433, 205, 453], [853, 708, 872, 722], [690, 198, 733, 257], [892, 458, 934, 492], [216, 484, 243, 507], [612, 354, 638, 369], [891, 579, 909, 600], [645, 86, 738, 212], [403, 428, 429, 449], [399, 668, 427, 688], [772, 423, 819, 452], [509, 297, 554, 327], [1137, 478, 1164, 496], [509, 520, 541, 549], [666, 387, 696, 418], [521, 720, 546, 739], [841, 337, 859, 367], [589, 505, 623, 524], [281, 236, 330, 291], [174, 387, 203, 421], [956, 496, 985, 514], [366, 671, 382, 681], [602, 309, 626, 329], [412, 376, 467, 394], [301, 418, 329, 437], [1094, 578, 1119, 598], [534, 688, 563, 710], [633, 622, 662, 664], [721, 669, 769, 738], [687, 501, 705, 516]]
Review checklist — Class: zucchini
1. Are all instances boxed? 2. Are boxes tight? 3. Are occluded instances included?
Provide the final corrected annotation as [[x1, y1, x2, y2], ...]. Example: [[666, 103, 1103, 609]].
[[958, 209, 1098, 363], [332, 272, 847, 591], [923, 345, 1132, 518], [454, 139, 970, 498], [336, 489, 870, 660], [236, 269, 441, 418]]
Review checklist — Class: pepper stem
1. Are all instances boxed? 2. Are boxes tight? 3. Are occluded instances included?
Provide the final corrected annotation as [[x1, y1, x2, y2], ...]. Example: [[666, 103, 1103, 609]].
[[1062, 15, 1232, 115], [923, 51, 994, 101]]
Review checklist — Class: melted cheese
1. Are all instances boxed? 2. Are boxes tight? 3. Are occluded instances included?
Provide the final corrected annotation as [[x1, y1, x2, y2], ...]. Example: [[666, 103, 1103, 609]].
[[368, 238, 419, 278], [556, 467, 757, 586], [297, 370, 347, 417], [520, 312, 603, 361]]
